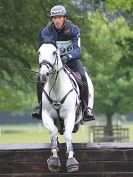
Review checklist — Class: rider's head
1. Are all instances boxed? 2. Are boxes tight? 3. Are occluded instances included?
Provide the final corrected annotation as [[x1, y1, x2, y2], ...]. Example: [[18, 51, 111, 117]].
[[50, 5, 67, 29]]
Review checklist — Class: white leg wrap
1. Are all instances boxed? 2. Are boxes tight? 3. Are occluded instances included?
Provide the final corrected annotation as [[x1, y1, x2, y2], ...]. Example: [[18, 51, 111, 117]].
[[68, 151, 74, 159], [52, 148, 58, 158]]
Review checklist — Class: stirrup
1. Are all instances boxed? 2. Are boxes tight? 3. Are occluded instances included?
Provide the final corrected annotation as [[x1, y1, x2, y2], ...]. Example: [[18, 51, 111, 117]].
[[83, 107, 95, 121], [32, 105, 42, 120]]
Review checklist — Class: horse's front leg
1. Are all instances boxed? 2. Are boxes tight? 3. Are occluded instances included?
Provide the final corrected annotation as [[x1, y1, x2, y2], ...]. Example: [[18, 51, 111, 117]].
[[64, 112, 79, 173], [42, 111, 61, 172]]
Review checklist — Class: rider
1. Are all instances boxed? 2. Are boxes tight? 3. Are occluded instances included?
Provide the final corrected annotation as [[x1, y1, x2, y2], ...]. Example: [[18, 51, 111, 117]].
[[32, 5, 95, 121]]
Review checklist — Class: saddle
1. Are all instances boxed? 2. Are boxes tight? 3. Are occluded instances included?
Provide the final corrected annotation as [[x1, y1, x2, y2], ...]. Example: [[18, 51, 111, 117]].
[[72, 72, 83, 88]]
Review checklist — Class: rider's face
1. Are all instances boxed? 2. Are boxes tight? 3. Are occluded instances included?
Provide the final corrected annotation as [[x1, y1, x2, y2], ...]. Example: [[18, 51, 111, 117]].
[[52, 16, 65, 29]]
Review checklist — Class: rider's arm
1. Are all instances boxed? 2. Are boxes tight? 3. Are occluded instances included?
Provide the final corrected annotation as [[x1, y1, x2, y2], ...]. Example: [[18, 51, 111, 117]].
[[39, 27, 49, 46], [68, 25, 80, 59]]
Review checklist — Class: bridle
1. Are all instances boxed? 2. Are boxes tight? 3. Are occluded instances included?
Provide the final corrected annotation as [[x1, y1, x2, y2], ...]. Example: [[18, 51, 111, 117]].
[[40, 60, 54, 70], [39, 49, 75, 113], [39, 50, 59, 76]]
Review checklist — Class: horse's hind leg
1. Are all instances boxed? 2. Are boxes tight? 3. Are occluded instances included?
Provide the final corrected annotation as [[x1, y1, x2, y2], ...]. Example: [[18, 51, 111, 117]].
[[64, 113, 79, 172], [42, 113, 61, 172]]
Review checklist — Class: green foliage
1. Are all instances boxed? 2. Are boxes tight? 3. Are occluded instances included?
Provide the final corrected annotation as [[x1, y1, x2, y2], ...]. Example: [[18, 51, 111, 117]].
[[0, 0, 132, 120], [104, 0, 132, 13], [81, 11, 133, 117], [0, 70, 36, 112], [0, 0, 68, 112]]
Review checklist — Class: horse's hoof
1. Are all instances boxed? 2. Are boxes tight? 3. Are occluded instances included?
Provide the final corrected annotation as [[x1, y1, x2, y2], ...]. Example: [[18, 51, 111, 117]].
[[66, 157, 79, 173], [67, 165, 79, 173], [47, 156, 61, 172]]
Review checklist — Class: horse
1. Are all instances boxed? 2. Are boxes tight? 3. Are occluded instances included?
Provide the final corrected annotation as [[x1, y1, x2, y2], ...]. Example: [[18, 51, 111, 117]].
[[38, 42, 89, 173]]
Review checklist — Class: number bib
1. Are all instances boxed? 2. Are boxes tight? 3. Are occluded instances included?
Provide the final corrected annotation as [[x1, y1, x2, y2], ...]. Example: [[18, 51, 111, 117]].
[[56, 40, 73, 56]]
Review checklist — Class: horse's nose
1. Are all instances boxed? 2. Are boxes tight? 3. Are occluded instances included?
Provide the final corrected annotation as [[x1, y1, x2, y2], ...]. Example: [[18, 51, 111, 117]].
[[41, 74, 46, 81], [46, 72, 50, 77], [41, 72, 49, 82]]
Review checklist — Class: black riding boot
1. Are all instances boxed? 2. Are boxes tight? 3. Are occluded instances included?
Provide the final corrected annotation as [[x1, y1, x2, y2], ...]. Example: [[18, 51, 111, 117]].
[[32, 75, 42, 120], [81, 77, 95, 121]]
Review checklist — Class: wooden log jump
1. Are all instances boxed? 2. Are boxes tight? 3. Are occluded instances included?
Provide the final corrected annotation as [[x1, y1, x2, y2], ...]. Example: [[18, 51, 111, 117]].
[[0, 142, 133, 177]]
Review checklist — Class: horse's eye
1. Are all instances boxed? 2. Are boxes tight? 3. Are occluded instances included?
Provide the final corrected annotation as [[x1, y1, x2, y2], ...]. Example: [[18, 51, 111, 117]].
[[38, 51, 40, 55], [53, 51, 56, 55]]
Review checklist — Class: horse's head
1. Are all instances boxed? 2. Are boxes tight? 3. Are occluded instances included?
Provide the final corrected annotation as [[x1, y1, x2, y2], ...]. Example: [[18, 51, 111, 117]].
[[38, 43, 61, 83]]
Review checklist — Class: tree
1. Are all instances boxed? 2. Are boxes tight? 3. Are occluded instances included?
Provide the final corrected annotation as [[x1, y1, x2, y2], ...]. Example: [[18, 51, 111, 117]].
[[80, 10, 133, 137], [0, 0, 133, 137], [0, 0, 69, 112]]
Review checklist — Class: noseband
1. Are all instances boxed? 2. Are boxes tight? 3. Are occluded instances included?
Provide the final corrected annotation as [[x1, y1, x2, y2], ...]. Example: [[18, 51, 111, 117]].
[[40, 60, 54, 70]]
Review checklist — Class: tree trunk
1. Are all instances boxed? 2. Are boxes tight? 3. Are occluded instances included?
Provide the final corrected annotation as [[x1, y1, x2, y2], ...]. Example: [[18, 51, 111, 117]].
[[104, 113, 113, 142]]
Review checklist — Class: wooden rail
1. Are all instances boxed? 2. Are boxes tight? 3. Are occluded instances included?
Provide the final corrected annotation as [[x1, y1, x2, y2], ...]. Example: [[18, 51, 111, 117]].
[[89, 126, 129, 142], [0, 143, 133, 177]]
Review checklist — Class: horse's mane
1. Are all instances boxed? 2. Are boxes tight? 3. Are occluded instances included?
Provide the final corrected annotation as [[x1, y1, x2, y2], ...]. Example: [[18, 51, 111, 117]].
[[40, 37, 57, 48]]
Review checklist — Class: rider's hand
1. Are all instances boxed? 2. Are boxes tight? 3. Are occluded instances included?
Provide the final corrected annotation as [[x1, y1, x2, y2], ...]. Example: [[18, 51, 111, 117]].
[[61, 55, 71, 64]]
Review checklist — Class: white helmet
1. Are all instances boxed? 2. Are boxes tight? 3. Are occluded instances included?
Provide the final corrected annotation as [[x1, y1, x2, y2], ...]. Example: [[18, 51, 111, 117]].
[[50, 5, 66, 17]]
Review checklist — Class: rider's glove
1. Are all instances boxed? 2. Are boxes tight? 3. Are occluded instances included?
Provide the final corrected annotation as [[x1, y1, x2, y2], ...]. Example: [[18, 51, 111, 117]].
[[61, 54, 71, 64]]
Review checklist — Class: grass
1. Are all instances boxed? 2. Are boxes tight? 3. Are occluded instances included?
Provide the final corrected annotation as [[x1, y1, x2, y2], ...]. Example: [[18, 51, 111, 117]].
[[0, 122, 133, 144], [0, 123, 89, 144], [123, 123, 133, 141]]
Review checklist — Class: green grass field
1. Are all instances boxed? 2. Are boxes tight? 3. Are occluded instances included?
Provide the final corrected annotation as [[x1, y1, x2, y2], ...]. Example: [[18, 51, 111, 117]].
[[0, 123, 89, 144], [0, 123, 133, 144]]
